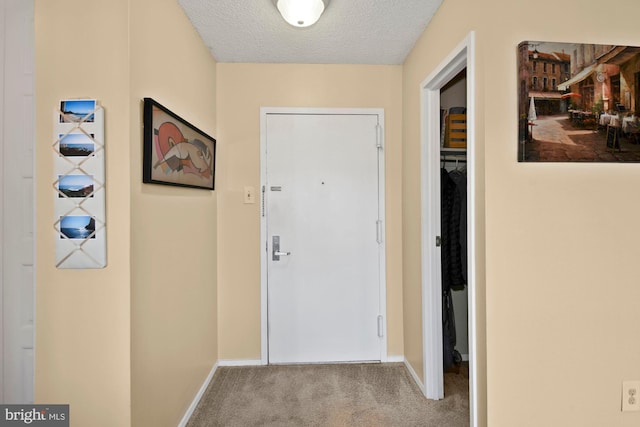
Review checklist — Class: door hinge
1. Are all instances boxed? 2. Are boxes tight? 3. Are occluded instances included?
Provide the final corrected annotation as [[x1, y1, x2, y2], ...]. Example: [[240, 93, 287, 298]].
[[377, 315, 384, 337], [261, 185, 266, 217], [436, 235, 442, 247], [376, 220, 383, 244], [375, 124, 383, 149]]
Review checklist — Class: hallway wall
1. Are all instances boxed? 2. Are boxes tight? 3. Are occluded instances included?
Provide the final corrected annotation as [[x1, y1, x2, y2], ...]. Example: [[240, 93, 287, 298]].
[[216, 63, 404, 360], [35, 1, 218, 426], [33, 1, 640, 425], [35, 1, 132, 426], [129, 0, 218, 426], [402, 0, 640, 426]]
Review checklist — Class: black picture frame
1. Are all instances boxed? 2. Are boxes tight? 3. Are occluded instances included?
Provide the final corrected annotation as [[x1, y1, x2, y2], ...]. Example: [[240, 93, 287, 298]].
[[143, 98, 216, 190]]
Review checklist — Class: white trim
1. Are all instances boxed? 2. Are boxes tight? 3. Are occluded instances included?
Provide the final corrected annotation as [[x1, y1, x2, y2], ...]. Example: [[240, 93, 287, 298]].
[[0, 1, 6, 403], [259, 107, 384, 116], [177, 361, 219, 427], [260, 107, 388, 365], [461, 353, 469, 362], [467, 33, 478, 427], [420, 78, 445, 400], [375, 111, 388, 363], [1, 0, 35, 403], [260, 111, 269, 365], [217, 359, 264, 367], [386, 355, 405, 363], [403, 359, 426, 395], [420, 31, 478, 427]]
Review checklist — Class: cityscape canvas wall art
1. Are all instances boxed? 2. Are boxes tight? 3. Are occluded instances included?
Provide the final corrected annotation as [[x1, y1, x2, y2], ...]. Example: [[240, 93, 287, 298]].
[[518, 41, 640, 162]]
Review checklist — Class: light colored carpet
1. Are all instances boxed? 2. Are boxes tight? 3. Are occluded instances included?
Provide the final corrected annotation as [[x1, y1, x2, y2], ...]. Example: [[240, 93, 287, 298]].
[[186, 363, 469, 427]]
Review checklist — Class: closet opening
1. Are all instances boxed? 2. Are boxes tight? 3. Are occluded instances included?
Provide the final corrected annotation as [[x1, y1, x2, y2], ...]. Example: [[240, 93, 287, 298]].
[[420, 32, 477, 427], [440, 69, 468, 376]]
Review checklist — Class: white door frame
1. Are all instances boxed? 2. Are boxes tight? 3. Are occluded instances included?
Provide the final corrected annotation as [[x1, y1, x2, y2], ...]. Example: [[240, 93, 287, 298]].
[[259, 107, 387, 365], [1, 0, 36, 403], [420, 32, 477, 426], [0, 1, 5, 402]]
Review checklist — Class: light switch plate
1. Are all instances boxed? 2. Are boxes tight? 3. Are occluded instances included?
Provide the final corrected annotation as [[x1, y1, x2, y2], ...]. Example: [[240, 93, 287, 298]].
[[244, 186, 256, 204]]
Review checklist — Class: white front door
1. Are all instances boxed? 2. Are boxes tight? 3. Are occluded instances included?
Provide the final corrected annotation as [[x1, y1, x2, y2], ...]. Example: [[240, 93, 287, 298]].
[[1, 0, 35, 403], [264, 111, 384, 364]]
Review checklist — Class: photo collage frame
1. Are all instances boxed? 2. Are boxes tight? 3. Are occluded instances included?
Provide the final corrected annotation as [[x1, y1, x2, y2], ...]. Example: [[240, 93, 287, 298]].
[[53, 99, 106, 268]]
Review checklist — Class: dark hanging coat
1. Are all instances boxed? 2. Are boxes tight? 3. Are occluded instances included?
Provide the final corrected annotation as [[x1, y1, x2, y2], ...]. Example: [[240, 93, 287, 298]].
[[440, 169, 465, 290], [440, 168, 465, 370]]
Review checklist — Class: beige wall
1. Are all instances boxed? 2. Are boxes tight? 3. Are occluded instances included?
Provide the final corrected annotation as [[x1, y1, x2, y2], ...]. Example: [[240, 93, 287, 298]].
[[35, 1, 132, 426], [403, 0, 640, 426], [402, 0, 484, 401], [129, 0, 218, 426], [35, 1, 218, 426], [402, 3, 487, 421], [216, 63, 404, 360], [35, 0, 640, 425]]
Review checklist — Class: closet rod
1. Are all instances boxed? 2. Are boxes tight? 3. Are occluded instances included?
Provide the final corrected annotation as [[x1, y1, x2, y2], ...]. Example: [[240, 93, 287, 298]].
[[441, 156, 467, 163]]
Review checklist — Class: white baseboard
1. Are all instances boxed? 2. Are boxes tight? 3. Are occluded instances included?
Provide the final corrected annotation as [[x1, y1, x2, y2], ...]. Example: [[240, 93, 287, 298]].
[[218, 359, 264, 367], [218, 356, 402, 366], [461, 353, 469, 362], [218, 357, 404, 366], [403, 358, 426, 395], [178, 361, 219, 427]]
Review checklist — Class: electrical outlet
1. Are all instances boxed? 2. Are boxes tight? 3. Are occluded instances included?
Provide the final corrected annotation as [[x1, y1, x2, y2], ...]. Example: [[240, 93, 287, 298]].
[[244, 186, 256, 204], [622, 381, 640, 412]]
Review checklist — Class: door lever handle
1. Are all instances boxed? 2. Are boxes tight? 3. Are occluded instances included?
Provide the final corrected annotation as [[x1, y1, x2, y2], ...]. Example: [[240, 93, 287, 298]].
[[272, 236, 291, 261]]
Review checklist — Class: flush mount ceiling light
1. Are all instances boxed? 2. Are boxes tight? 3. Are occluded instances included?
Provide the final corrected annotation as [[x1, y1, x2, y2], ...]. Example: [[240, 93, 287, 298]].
[[274, 0, 329, 28]]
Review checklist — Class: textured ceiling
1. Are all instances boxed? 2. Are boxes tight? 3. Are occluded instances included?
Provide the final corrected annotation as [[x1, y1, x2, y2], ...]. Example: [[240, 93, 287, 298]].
[[177, 0, 443, 65]]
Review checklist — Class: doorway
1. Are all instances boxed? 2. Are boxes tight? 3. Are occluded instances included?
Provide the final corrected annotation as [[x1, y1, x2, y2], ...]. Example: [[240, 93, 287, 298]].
[[440, 69, 469, 372], [260, 108, 387, 365], [1, 0, 35, 404], [420, 33, 477, 426]]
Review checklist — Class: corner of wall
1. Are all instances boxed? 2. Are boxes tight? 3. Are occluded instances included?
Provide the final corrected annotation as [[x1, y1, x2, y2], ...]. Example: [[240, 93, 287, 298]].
[[129, 0, 219, 425]]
